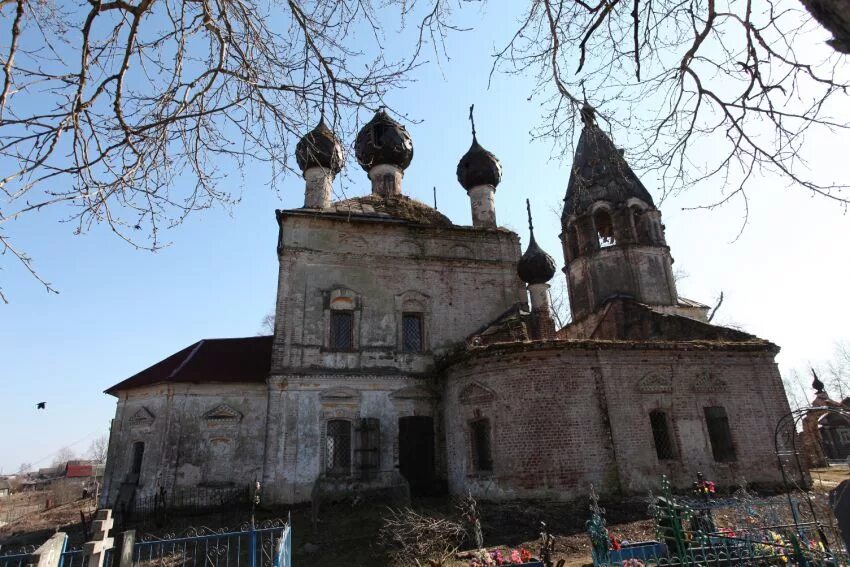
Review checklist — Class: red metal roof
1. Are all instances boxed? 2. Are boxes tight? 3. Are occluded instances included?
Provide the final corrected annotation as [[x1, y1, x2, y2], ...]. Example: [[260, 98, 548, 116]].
[[65, 464, 93, 478], [105, 336, 273, 396]]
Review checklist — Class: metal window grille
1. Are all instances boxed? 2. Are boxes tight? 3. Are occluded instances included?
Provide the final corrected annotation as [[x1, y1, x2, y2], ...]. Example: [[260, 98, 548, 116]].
[[649, 410, 676, 460], [326, 420, 352, 475], [704, 406, 737, 462], [329, 311, 354, 351], [402, 313, 423, 352], [470, 419, 493, 472]]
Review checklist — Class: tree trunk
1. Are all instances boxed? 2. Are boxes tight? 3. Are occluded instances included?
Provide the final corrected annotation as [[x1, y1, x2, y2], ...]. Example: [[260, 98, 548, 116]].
[[799, 0, 850, 53]]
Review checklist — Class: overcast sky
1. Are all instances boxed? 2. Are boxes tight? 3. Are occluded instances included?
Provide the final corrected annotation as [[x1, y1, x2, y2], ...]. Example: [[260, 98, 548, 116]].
[[1, 2, 848, 473]]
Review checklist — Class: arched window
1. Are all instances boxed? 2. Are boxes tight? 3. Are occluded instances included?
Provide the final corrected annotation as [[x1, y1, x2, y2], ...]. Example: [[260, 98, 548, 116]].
[[632, 206, 653, 244], [327, 288, 358, 351], [326, 420, 352, 475], [397, 291, 431, 353], [649, 410, 676, 460], [470, 418, 493, 472], [593, 209, 616, 248], [402, 313, 423, 352]]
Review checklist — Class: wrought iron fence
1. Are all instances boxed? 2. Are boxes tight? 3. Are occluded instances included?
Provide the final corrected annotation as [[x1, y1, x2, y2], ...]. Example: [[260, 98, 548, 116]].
[[133, 521, 289, 567], [590, 475, 850, 567], [57, 539, 114, 567], [123, 486, 251, 527], [0, 544, 37, 567]]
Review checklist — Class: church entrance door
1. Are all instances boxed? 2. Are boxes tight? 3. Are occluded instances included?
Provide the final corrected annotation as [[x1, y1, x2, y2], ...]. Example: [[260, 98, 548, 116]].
[[398, 416, 435, 496]]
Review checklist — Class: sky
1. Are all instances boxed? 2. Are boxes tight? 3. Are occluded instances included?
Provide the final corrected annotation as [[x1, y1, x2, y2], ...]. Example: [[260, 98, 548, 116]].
[[1, 2, 849, 473]]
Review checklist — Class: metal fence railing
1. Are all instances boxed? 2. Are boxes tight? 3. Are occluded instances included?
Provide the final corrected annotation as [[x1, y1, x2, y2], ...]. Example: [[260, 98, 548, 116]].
[[123, 486, 251, 527], [0, 545, 36, 567], [589, 475, 850, 567], [134, 523, 289, 567], [2, 512, 289, 567]]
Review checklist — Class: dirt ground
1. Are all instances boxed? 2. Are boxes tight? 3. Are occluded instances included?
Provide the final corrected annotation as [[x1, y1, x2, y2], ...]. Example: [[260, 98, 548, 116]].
[[2, 468, 848, 566]]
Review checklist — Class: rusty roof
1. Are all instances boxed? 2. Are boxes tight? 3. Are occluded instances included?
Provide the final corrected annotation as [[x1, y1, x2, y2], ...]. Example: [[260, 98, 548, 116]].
[[283, 194, 454, 227], [105, 336, 273, 396]]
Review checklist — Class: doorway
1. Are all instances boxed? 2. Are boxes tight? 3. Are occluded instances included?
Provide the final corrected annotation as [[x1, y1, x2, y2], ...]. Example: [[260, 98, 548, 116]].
[[398, 416, 435, 496]]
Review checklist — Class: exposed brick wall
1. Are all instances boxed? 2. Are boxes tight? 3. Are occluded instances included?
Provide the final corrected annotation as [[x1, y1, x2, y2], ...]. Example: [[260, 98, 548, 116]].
[[272, 214, 527, 376], [442, 342, 792, 500]]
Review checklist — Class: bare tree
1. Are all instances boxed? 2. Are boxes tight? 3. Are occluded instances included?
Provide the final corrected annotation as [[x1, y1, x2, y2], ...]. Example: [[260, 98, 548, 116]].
[[824, 339, 850, 400], [799, 0, 850, 52], [548, 276, 571, 329], [0, 0, 458, 301], [2, 0, 849, 300], [51, 446, 77, 467], [16, 462, 32, 475], [492, 0, 850, 234], [781, 368, 810, 412], [87, 435, 108, 464], [378, 507, 467, 567], [259, 312, 275, 335]]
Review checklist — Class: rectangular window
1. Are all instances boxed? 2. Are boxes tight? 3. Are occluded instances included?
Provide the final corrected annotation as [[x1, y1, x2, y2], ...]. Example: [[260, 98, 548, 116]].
[[704, 406, 737, 462], [402, 313, 423, 352], [650, 410, 676, 460], [329, 311, 354, 351], [355, 418, 380, 480], [470, 419, 493, 472], [326, 420, 352, 475]]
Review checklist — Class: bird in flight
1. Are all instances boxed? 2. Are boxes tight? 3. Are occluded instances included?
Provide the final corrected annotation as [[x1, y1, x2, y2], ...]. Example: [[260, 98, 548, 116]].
[[36, 402, 46, 409]]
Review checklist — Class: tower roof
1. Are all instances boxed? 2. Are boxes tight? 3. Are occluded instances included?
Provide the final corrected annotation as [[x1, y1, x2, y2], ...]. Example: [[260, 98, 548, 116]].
[[563, 106, 655, 220]]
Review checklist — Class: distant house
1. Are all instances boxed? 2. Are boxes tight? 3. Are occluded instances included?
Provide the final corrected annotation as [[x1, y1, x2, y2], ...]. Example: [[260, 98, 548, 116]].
[[819, 398, 850, 460], [64, 462, 105, 481], [0, 479, 11, 498]]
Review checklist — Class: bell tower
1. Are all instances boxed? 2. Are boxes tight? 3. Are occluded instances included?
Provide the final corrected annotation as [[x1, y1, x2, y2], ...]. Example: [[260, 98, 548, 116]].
[[561, 104, 677, 322]]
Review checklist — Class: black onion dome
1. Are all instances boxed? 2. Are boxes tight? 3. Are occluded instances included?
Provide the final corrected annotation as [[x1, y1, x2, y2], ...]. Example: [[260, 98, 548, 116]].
[[517, 234, 557, 285], [354, 109, 414, 171], [295, 119, 344, 173], [457, 136, 502, 190], [812, 369, 826, 393]]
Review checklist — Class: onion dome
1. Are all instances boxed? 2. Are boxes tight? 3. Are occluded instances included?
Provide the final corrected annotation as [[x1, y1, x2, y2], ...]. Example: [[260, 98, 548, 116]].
[[295, 118, 344, 174], [457, 136, 502, 190], [354, 109, 414, 171], [812, 368, 825, 393], [517, 200, 557, 285]]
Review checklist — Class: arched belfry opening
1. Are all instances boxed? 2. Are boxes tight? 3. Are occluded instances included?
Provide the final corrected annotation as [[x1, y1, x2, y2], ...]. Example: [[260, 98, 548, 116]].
[[593, 209, 616, 248]]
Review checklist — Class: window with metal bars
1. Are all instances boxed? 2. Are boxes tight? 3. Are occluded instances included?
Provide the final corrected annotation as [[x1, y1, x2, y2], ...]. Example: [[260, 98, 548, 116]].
[[470, 419, 493, 472], [329, 311, 354, 351], [649, 410, 676, 460], [704, 406, 737, 462], [402, 313, 423, 352], [326, 420, 352, 475]]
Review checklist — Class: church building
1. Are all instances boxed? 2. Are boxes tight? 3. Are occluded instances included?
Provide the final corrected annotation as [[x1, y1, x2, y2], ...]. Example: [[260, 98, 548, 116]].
[[100, 105, 791, 507]]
